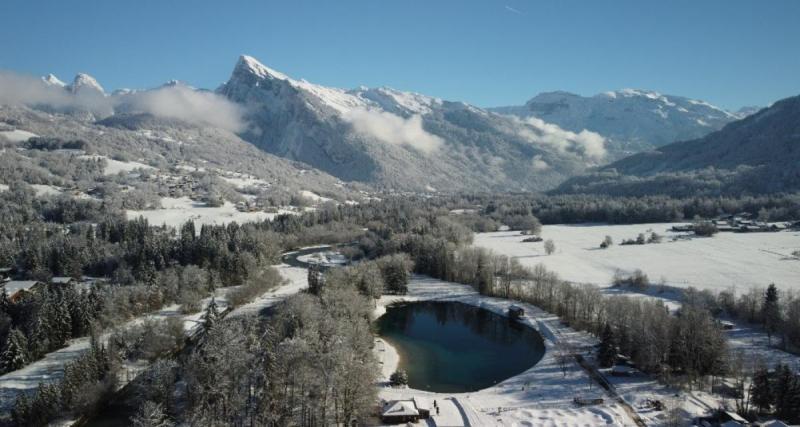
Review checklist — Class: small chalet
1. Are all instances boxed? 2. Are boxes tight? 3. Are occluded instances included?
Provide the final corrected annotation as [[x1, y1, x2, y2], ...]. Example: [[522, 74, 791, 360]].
[[509, 305, 525, 320], [381, 400, 420, 424], [51, 277, 76, 286], [2, 280, 45, 302], [719, 410, 749, 426]]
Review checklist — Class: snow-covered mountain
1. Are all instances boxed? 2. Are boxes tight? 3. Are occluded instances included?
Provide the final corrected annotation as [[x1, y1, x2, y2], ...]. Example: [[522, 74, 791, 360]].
[[218, 55, 605, 191], [554, 94, 800, 196], [7, 59, 768, 192], [491, 89, 743, 155], [67, 73, 105, 95], [42, 73, 66, 87]]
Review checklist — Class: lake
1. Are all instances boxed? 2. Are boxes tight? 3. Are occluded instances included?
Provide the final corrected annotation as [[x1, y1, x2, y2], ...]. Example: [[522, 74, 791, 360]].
[[376, 301, 545, 393]]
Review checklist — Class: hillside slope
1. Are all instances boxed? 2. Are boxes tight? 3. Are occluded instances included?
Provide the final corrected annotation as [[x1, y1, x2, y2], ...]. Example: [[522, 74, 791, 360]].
[[218, 55, 607, 192], [553, 95, 800, 196]]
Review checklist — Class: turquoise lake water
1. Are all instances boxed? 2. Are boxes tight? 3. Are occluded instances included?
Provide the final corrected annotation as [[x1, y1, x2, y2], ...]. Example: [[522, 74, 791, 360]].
[[377, 301, 545, 393]]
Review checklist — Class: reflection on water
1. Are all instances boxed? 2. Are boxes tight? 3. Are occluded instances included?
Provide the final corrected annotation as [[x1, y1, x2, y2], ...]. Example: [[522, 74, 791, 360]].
[[377, 301, 545, 393]]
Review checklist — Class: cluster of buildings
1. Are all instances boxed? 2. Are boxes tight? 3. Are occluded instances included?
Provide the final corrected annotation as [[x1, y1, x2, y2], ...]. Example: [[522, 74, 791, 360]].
[[673, 213, 795, 233], [144, 172, 204, 199]]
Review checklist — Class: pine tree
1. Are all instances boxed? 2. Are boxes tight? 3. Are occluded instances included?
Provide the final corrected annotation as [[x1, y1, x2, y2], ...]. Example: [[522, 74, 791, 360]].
[[774, 364, 796, 420], [751, 365, 773, 413], [307, 265, 323, 295], [0, 287, 10, 315], [0, 328, 29, 373], [204, 297, 220, 331], [389, 369, 409, 387], [763, 284, 782, 345], [52, 296, 73, 346], [597, 323, 617, 368]]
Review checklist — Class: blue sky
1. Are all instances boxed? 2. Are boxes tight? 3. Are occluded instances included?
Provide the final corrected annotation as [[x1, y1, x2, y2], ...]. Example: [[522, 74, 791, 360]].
[[1, 0, 798, 110]]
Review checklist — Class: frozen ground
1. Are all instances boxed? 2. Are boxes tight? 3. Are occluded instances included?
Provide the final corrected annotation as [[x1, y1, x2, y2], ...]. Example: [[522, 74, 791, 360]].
[[474, 224, 800, 292], [127, 196, 285, 229], [375, 276, 638, 427]]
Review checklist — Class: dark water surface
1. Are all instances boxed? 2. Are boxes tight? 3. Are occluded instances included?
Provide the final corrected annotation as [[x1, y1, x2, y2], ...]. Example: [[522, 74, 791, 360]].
[[377, 301, 545, 393]]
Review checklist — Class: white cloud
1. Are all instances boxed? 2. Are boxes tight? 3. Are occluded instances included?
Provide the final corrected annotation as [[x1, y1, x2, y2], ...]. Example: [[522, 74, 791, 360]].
[[505, 5, 523, 14], [531, 155, 549, 171], [512, 116, 607, 162], [343, 107, 443, 154], [0, 71, 112, 115], [0, 71, 245, 133], [121, 85, 246, 132]]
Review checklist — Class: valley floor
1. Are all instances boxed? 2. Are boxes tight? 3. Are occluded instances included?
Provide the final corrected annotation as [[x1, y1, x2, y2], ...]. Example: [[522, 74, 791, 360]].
[[474, 224, 800, 292]]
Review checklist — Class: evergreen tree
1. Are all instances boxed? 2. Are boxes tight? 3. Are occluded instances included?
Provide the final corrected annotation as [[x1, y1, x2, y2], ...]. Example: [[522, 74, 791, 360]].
[[0, 328, 29, 373], [763, 284, 782, 345], [597, 323, 617, 368], [204, 297, 220, 331], [774, 364, 797, 420], [389, 369, 409, 386], [52, 296, 73, 346], [0, 287, 10, 315], [307, 264, 324, 295], [751, 365, 773, 413]]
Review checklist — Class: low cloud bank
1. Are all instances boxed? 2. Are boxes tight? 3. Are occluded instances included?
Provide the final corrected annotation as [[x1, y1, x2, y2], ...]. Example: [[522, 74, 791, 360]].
[[0, 71, 245, 132], [514, 116, 607, 162], [0, 71, 111, 115], [343, 107, 443, 154], [123, 85, 245, 132]]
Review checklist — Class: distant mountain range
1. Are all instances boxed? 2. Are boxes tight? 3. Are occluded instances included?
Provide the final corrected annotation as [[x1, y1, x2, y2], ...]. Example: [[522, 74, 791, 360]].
[[554, 95, 800, 196], [1, 56, 786, 194], [491, 89, 747, 155]]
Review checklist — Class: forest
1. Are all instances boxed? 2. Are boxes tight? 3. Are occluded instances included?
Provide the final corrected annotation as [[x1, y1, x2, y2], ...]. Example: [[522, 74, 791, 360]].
[[1, 177, 800, 424]]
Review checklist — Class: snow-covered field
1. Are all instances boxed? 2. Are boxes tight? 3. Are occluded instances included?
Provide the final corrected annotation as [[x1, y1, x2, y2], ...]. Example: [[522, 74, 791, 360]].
[[475, 224, 800, 292], [0, 129, 38, 143], [300, 190, 333, 203], [375, 276, 637, 427], [127, 196, 288, 229], [78, 154, 155, 175]]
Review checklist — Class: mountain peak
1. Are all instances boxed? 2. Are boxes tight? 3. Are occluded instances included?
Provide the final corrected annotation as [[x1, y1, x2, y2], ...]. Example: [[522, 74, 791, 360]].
[[68, 73, 105, 95], [234, 55, 289, 81], [42, 73, 66, 87]]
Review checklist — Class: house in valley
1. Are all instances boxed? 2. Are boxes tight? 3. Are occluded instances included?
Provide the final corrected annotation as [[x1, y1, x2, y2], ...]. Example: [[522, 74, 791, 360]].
[[381, 400, 420, 424], [2, 280, 45, 302]]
